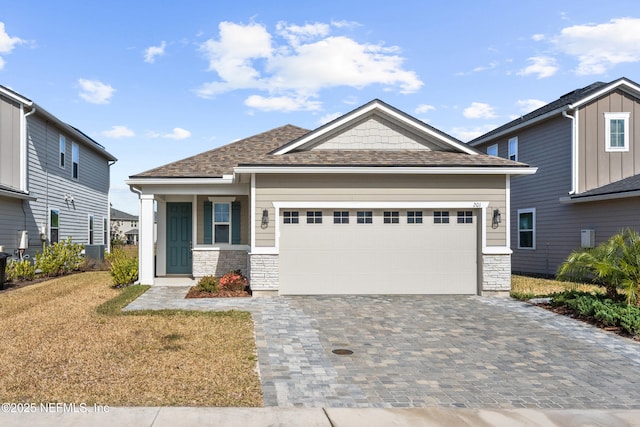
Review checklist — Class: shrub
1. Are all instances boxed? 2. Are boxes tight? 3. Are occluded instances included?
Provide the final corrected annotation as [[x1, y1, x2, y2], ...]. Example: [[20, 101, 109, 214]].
[[219, 270, 248, 292], [6, 259, 36, 281], [106, 248, 138, 287], [196, 275, 219, 293], [35, 237, 84, 277]]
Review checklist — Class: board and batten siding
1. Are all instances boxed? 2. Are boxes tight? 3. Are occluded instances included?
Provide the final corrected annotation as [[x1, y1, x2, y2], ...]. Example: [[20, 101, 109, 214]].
[[254, 173, 507, 248], [578, 90, 640, 193], [0, 94, 22, 190]]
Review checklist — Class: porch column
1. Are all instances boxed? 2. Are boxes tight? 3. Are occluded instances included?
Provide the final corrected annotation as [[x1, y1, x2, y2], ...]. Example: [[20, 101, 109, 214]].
[[138, 194, 155, 284]]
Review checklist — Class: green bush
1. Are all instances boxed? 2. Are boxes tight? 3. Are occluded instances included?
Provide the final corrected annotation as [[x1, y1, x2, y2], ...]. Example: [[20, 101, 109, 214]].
[[35, 237, 84, 277], [620, 307, 640, 336], [196, 275, 219, 293], [106, 248, 138, 287], [6, 259, 36, 281]]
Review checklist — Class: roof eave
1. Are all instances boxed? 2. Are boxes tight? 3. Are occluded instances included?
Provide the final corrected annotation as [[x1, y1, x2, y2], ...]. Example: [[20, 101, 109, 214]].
[[234, 165, 537, 176], [560, 189, 640, 204]]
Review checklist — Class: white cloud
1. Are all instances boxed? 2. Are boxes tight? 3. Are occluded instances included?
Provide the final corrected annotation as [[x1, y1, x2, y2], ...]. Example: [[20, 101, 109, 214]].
[[463, 102, 496, 119], [517, 56, 558, 79], [415, 104, 435, 114], [144, 41, 166, 63], [102, 125, 135, 138], [0, 22, 24, 69], [450, 124, 497, 142], [553, 17, 640, 75], [244, 95, 321, 112], [531, 34, 545, 41], [162, 128, 191, 140], [196, 20, 423, 111], [516, 99, 546, 114], [317, 112, 342, 126], [78, 79, 115, 104]]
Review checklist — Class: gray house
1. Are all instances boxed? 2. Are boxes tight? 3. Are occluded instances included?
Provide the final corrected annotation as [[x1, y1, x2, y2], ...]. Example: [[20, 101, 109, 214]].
[[0, 85, 116, 259], [110, 207, 139, 245], [470, 77, 640, 276], [127, 99, 534, 295]]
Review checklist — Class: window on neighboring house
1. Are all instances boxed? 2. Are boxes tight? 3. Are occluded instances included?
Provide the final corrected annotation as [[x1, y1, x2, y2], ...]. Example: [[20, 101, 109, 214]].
[[357, 211, 372, 224], [333, 211, 349, 224], [487, 144, 498, 157], [131, 221, 138, 228], [457, 211, 473, 224], [283, 211, 299, 224], [50, 209, 59, 243], [518, 208, 536, 249], [72, 142, 79, 179], [434, 211, 449, 224], [88, 215, 94, 244], [508, 137, 518, 161], [306, 211, 322, 224], [59, 135, 65, 168], [605, 112, 630, 152], [407, 211, 423, 224], [103, 217, 108, 245], [213, 203, 230, 243], [383, 211, 399, 224]]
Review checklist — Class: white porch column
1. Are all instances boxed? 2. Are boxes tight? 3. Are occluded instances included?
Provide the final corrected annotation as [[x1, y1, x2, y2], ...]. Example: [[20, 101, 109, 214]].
[[138, 194, 156, 284]]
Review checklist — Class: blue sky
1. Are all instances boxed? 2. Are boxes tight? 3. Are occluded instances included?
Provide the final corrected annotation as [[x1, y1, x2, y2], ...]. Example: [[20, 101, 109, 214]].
[[2, 0, 640, 213]]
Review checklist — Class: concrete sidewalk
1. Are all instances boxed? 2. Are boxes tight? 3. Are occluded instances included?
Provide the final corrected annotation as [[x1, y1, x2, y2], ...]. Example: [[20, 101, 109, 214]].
[[2, 407, 640, 426]]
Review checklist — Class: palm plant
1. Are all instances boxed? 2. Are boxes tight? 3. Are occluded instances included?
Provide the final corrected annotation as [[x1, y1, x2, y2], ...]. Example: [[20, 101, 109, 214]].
[[557, 228, 640, 305]]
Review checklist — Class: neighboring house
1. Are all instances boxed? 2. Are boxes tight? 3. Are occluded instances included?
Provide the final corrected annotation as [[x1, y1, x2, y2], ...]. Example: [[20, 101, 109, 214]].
[[127, 100, 534, 295], [470, 77, 640, 276], [110, 207, 139, 244], [0, 85, 116, 258]]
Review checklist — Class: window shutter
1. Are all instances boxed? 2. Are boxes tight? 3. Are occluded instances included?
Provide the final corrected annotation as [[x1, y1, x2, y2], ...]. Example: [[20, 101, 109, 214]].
[[204, 201, 212, 244], [231, 201, 241, 244]]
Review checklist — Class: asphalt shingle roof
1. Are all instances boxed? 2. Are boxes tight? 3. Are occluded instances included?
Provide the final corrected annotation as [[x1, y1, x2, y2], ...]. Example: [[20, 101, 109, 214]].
[[571, 174, 640, 199], [110, 208, 138, 220]]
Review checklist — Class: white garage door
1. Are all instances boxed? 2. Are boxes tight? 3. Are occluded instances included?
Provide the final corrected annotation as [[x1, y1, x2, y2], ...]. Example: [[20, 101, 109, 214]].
[[279, 209, 478, 295]]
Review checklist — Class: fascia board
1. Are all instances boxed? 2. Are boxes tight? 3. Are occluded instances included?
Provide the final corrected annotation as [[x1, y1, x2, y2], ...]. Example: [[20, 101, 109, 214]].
[[234, 166, 537, 176]]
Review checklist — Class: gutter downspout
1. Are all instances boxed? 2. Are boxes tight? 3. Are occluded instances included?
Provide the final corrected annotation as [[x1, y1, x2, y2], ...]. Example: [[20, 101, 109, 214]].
[[562, 107, 577, 195]]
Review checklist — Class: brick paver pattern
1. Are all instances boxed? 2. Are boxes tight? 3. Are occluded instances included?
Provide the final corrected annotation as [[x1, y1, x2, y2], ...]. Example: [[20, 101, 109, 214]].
[[125, 288, 640, 409]]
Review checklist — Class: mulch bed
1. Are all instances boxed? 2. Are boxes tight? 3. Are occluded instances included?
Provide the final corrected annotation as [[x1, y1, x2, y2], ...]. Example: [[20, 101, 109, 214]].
[[533, 302, 640, 342], [185, 287, 251, 298]]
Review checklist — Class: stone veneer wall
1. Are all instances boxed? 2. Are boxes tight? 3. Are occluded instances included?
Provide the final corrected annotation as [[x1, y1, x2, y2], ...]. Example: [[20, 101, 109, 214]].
[[192, 249, 248, 280], [481, 254, 511, 293], [248, 254, 279, 292]]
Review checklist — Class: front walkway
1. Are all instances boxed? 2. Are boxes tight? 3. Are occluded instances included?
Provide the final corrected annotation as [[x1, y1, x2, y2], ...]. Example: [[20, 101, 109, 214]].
[[124, 288, 640, 409]]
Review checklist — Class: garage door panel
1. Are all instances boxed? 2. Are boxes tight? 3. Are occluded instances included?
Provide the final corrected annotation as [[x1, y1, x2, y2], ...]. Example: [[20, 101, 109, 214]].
[[279, 209, 477, 295]]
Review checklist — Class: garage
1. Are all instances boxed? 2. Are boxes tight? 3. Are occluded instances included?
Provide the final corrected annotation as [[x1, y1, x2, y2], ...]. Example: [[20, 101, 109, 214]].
[[278, 208, 478, 295]]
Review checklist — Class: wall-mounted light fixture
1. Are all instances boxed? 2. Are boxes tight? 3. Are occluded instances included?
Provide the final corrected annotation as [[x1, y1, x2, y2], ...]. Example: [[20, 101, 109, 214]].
[[261, 209, 269, 229], [64, 193, 74, 203], [492, 208, 502, 228]]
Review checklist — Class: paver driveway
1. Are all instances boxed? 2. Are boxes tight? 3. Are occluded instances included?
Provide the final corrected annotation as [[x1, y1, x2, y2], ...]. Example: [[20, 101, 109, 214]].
[[125, 289, 640, 409]]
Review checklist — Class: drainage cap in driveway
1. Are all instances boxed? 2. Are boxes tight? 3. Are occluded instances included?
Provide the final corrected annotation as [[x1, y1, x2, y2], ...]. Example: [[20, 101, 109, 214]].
[[332, 349, 353, 355]]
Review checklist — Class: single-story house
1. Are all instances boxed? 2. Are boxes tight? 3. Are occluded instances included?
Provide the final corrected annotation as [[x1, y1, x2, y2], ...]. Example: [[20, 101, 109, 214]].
[[126, 100, 535, 296]]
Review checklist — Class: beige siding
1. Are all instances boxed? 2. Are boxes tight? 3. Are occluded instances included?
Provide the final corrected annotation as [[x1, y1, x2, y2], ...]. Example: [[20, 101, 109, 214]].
[[254, 173, 507, 247], [195, 195, 249, 245], [578, 90, 640, 193], [0, 94, 22, 190]]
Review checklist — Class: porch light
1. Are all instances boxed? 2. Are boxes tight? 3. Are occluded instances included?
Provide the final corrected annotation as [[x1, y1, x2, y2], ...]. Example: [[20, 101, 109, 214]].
[[261, 209, 269, 228], [492, 208, 502, 228]]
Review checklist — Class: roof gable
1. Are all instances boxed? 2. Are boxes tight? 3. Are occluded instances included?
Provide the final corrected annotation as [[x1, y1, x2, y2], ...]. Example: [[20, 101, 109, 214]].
[[273, 99, 477, 155]]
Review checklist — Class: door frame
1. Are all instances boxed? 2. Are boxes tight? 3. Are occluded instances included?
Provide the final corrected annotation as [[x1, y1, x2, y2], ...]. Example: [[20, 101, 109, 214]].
[[166, 202, 193, 275]]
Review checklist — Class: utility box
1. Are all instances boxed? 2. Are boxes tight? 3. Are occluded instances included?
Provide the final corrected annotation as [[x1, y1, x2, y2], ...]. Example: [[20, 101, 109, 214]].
[[581, 229, 595, 248], [84, 245, 105, 262]]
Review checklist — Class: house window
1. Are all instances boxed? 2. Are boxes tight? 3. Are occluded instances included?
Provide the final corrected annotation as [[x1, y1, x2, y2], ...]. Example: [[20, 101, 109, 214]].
[[383, 211, 399, 224], [50, 209, 59, 243], [131, 221, 138, 228], [283, 211, 299, 224], [88, 215, 94, 244], [518, 208, 536, 249], [103, 217, 108, 245], [508, 137, 518, 161], [357, 211, 373, 224], [59, 135, 65, 168], [72, 142, 79, 179], [407, 211, 423, 224], [213, 203, 230, 243], [487, 144, 498, 157], [306, 211, 322, 224], [434, 211, 449, 224], [333, 211, 349, 224], [457, 211, 473, 224], [605, 112, 630, 152]]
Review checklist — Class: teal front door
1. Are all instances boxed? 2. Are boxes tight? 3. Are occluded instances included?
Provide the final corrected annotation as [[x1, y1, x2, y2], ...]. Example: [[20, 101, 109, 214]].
[[166, 202, 192, 275]]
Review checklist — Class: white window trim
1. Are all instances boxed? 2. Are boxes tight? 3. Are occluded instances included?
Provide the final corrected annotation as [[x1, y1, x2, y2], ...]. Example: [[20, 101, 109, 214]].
[[88, 214, 94, 245], [71, 142, 79, 179], [517, 208, 536, 250], [605, 112, 630, 152], [213, 202, 231, 244], [356, 210, 373, 224], [487, 144, 498, 157], [456, 210, 474, 224], [508, 137, 518, 161], [383, 211, 399, 224], [59, 135, 65, 169], [49, 208, 60, 244], [283, 210, 300, 224], [333, 210, 349, 224], [407, 210, 423, 224]]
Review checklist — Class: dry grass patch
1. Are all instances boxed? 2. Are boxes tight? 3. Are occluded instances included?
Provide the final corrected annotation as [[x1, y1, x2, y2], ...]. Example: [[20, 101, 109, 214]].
[[0, 272, 262, 406], [511, 275, 602, 299]]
